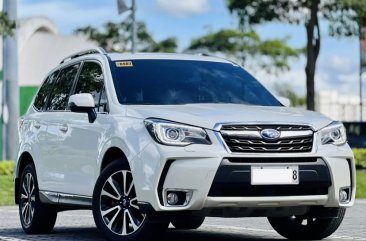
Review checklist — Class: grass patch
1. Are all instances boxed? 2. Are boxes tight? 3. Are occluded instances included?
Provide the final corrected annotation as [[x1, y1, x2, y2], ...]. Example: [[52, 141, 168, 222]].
[[0, 174, 14, 206], [356, 170, 366, 198]]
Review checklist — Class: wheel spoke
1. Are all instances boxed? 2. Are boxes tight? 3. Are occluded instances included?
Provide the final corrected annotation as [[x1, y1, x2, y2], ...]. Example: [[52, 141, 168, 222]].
[[30, 183, 35, 196], [22, 182, 28, 195], [107, 206, 121, 229], [121, 210, 128, 235], [122, 171, 133, 196], [101, 205, 120, 217], [21, 193, 28, 200], [101, 189, 120, 200], [29, 203, 34, 222], [130, 197, 139, 210], [126, 209, 139, 231], [27, 174, 31, 194], [107, 177, 121, 199], [22, 202, 29, 216]]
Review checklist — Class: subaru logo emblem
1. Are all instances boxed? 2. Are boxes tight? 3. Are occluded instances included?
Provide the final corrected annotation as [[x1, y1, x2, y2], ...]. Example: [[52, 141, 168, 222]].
[[260, 129, 281, 140]]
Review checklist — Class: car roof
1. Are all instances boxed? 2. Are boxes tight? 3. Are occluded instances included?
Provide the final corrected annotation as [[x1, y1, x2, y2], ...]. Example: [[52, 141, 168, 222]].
[[107, 52, 233, 64]]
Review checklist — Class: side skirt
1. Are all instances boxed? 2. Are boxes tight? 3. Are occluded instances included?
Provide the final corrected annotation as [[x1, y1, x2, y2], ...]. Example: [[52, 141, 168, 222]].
[[39, 190, 92, 210]]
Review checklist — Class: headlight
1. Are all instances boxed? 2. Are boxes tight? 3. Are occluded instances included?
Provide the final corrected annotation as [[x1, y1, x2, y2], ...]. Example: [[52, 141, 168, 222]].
[[319, 121, 347, 146], [144, 119, 211, 146]]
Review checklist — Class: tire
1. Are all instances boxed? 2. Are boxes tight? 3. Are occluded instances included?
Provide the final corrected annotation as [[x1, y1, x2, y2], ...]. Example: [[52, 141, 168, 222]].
[[171, 215, 205, 230], [18, 164, 57, 234], [92, 160, 168, 241], [268, 208, 346, 240]]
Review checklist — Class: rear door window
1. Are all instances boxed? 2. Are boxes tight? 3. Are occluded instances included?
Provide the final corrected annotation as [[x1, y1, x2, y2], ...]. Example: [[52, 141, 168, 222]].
[[46, 64, 80, 111]]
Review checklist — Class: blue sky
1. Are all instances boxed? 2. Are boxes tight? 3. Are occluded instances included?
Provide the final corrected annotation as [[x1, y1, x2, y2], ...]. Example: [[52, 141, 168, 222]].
[[19, 0, 361, 96]]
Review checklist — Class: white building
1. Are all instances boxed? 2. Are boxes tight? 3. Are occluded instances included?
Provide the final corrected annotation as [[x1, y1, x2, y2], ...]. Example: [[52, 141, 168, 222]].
[[0, 16, 98, 114], [316, 90, 366, 121]]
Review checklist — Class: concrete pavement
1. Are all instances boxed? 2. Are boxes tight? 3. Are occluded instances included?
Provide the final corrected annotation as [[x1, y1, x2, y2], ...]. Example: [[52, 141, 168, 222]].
[[0, 200, 365, 241]]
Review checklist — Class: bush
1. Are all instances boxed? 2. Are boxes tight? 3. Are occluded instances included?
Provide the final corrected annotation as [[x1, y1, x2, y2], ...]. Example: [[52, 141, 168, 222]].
[[353, 148, 366, 169], [0, 161, 14, 175]]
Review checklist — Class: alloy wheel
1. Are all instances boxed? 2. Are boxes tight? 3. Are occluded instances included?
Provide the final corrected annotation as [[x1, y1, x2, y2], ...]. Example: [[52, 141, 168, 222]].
[[20, 173, 36, 226], [100, 170, 145, 236]]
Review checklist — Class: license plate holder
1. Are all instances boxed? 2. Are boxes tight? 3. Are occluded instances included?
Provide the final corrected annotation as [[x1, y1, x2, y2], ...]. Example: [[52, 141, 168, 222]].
[[251, 166, 299, 185]]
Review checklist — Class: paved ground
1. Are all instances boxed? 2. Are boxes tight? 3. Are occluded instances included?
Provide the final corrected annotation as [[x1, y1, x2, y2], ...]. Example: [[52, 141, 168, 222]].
[[0, 200, 365, 241]]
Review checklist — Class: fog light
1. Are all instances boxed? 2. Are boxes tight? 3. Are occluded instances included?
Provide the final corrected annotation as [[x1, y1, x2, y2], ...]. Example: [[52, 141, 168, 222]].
[[339, 188, 350, 203], [167, 192, 179, 205]]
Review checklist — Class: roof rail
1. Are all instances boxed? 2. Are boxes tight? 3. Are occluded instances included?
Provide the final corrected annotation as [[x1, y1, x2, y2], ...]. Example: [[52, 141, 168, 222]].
[[60, 47, 107, 64]]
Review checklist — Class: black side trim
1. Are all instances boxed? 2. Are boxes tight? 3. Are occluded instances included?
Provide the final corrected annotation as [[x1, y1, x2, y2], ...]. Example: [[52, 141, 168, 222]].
[[157, 159, 175, 205], [346, 158, 354, 198], [14, 177, 19, 204]]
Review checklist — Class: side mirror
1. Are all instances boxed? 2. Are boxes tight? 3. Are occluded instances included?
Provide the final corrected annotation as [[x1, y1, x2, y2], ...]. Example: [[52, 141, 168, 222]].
[[68, 93, 97, 123], [276, 96, 291, 107]]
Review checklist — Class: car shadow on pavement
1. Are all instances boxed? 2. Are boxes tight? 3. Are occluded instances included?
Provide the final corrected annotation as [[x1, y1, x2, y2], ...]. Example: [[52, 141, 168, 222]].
[[0, 227, 281, 241]]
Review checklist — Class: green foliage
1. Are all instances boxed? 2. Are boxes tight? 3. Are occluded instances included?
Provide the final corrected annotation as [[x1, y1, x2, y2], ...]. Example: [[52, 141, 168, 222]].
[[356, 171, 366, 198], [0, 161, 14, 176], [273, 83, 306, 107], [226, 0, 362, 111], [353, 148, 366, 169], [187, 28, 301, 73], [75, 17, 177, 53], [326, 0, 366, 37], [0, 11, 15, 36], [0, 174, 14, 206]]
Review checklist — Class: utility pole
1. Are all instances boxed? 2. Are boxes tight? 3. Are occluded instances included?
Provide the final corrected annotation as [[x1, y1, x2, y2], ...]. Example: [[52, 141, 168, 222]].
[[2, 0, 19, 160], [131, 0, 137, 53], [117, 0, 137, 53]]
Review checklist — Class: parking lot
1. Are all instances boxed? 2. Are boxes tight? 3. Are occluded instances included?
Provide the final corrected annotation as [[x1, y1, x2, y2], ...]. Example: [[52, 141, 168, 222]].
[[0, 200, 365, 241]]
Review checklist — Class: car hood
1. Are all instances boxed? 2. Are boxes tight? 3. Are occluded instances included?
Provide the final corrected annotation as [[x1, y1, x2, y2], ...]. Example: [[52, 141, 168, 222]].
[[126, 104, 332, 131]]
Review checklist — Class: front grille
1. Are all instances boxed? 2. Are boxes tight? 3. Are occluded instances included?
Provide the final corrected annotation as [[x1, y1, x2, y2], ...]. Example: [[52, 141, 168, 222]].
[[220, 124, 314, 153]]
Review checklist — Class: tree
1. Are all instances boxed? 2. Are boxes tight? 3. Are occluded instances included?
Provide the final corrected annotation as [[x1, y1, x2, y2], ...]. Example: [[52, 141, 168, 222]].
[[75, 17, 177, 53], [188, 29, 301, 73], [273, 83, 306, 107], [227, 0, 358, 111], [327, 0, 366, 37], [0, 11, 15, 36]]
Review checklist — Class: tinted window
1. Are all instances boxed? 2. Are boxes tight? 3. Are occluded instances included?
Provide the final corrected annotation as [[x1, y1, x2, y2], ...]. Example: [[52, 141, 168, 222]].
[[46, 64, 80, 111], [33, 71, 59, 110], [74, 62, 107, 112], [110, 60, 281, 106]]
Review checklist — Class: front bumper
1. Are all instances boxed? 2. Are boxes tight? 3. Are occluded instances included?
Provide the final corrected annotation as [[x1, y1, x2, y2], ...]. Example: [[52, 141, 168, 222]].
[[131, 130, 356, 212]]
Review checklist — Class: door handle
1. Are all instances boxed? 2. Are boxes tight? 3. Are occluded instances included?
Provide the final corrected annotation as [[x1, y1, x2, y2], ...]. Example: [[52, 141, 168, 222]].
[[34, 121, 41, 129], [59, 124, 68, 132]]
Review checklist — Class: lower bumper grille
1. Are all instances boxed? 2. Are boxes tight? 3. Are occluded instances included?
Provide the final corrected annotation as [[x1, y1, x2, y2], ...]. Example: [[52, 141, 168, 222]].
[[208, 158, 331, 197]]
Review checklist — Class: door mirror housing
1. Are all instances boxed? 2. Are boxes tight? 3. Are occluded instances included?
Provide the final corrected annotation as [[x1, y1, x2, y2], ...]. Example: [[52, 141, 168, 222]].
[[68, 93, 97, 123]]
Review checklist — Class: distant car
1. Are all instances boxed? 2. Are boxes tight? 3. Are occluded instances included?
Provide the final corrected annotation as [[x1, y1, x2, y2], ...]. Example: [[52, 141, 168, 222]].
[[15, 48, 356, 241], [343, 122, 366, 148]]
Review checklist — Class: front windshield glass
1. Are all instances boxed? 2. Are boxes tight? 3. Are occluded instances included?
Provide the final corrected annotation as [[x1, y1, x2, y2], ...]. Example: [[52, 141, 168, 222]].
[[110, 59, 281, 106]]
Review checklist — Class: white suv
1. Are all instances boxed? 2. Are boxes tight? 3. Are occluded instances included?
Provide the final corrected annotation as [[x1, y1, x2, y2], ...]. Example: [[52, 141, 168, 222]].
[[15, 48, 355, 241]]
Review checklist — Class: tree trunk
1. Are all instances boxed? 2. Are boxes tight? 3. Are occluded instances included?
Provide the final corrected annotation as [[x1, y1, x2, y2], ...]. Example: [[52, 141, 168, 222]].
[[305, 0, 321, 111]]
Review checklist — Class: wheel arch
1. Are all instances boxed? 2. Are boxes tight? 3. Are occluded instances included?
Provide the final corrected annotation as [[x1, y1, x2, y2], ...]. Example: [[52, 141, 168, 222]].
[[15, 152, 35, 204], [100, 147, 130, 173]]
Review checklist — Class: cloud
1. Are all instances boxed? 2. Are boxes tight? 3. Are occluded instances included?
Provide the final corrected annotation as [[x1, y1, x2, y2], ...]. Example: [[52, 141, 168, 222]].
[[19, 0, 116, 34], [156, 0, 209, 18]]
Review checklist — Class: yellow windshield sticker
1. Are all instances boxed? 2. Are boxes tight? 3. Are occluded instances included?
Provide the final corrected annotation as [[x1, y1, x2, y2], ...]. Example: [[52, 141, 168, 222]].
[[116, 61, 133, 67]]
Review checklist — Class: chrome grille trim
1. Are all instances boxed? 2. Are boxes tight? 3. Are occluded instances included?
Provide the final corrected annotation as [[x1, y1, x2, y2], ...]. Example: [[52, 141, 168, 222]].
[[220, 124, 314, 153]]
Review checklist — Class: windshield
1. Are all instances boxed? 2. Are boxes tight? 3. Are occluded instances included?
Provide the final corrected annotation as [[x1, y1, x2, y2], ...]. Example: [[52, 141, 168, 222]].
[[110, 59, 281, 106]]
